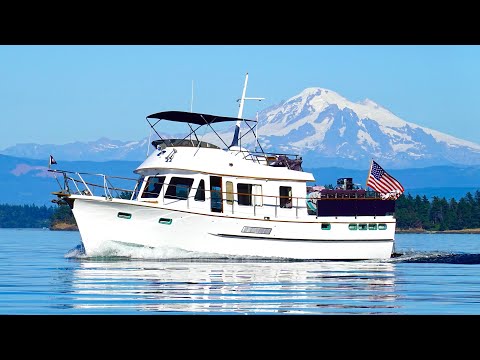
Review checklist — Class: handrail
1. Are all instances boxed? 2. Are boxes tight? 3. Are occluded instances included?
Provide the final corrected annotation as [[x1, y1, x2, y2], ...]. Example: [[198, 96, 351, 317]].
[[49, 169, 384, 219]]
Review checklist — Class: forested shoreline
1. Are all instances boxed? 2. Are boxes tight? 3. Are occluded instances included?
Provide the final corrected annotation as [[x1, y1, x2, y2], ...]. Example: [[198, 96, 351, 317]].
[[0, 203, 76, 229], [2, 190, 480, 231]]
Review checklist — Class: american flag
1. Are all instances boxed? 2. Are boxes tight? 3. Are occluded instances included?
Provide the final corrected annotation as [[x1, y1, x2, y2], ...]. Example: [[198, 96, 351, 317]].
[[366, 160, 404, 200]]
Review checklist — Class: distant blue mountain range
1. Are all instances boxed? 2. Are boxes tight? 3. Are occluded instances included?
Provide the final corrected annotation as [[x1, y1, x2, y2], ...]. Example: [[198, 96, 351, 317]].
[[3, 87, 480, 169], [1, 154, 479, 206]]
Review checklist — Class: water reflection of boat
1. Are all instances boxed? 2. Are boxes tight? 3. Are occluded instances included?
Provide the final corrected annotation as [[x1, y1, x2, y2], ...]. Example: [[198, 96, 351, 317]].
[[67, 260, 398, 314]]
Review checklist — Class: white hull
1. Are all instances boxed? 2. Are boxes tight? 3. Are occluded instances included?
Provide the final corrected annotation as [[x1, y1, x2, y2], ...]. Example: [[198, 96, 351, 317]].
[[72, 196, 395, 260], [52, 86, 401, 261]]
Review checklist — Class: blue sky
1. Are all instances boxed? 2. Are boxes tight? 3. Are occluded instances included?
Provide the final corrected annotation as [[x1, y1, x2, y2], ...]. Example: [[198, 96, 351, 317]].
[[1, 45, 479, 149]]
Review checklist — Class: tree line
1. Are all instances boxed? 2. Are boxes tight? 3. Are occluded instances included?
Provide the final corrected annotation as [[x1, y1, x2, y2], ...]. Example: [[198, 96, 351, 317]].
[[1, 190, 480, 230], [396, 191, 480, 230], [0, 203, 56, 228]]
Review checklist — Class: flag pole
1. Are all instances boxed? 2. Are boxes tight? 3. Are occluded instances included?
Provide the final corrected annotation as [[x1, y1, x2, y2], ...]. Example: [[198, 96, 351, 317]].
[[47, 155, 63, 191], [366, 158, 373, 190]]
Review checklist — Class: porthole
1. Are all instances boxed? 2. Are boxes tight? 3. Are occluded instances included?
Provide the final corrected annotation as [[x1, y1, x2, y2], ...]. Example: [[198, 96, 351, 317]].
[[159, 218, 172, 225], [117, 212, 132, 219], [358, 223, 367, 230]]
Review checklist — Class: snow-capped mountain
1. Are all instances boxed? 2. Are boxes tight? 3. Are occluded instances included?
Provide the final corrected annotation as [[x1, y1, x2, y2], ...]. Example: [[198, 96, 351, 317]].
[[3, 87, 480, 169], [247, 88, 480, 169]]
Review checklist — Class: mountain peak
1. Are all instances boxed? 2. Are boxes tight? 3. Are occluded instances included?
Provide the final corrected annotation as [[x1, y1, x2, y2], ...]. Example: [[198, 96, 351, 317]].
[[295, 87, 343, 100], [358, 98, 380, 108]]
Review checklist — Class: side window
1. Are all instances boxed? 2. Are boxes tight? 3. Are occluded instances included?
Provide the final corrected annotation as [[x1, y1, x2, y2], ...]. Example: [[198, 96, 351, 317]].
[[194, 179, 206, 201], [132, 176, 145, 200], [141, 176, 166, 199], [165, 177, 194, 200], [237, 183, 252, 206], [252, 184, 263, 206], [226, 181, 234, 205], [280, 186, 292, 208]]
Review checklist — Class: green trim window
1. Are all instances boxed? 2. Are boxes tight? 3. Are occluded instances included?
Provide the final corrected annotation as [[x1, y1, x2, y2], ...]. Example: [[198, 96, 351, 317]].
[[159, 218, 172, 225], [378, 224, 387, 230], [348, 224, 357, 230], [368, 223, 377, 230], [321, 223, 331, 230], [358, 223, 368, 230], [118, 212, 132, 219]]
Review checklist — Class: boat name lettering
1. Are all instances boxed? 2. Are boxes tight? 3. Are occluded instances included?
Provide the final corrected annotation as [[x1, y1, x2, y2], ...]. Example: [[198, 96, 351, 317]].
[[241, 226, 272, 234]]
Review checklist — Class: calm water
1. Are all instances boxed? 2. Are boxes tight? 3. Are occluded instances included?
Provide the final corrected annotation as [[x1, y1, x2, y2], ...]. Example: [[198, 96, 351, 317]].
[[0, 228, 479, 314]]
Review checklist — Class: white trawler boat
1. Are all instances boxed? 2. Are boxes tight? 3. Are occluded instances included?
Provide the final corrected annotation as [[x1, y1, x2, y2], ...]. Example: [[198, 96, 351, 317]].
[[50, 74, 398, 260]]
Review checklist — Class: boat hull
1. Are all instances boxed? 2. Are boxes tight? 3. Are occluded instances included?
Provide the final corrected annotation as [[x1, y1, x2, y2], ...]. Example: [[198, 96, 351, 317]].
[[71, 196, 395, 260]]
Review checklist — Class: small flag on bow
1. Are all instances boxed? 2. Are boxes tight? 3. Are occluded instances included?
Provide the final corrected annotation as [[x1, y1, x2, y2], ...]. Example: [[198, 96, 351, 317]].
[[48, 155, 57, 169]]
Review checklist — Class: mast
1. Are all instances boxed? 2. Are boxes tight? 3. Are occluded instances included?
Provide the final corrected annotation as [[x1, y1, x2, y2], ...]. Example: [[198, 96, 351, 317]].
[[229, 72, 264, 148]]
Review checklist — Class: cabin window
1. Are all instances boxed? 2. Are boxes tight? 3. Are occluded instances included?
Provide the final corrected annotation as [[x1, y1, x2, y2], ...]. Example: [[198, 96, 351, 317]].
[[194, 179, 206, 201], [348, 224, 357, 230], [237, 183, 252, 206], [252, 184, 263, 206], [226, 181, 234, 205], [368, 223, 377, 230], [210, 176, 223, 213], [165, 177, 194, 200], [279, 186, 292, 208], [358, 223, 368, 230], [378, 224, 387, 230], [141, 176, 166, 199], [321, 223, 331, 230]]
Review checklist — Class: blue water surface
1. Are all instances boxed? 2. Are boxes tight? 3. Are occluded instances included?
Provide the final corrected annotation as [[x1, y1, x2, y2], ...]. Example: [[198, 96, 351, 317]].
[[0, 228, 479, 314]]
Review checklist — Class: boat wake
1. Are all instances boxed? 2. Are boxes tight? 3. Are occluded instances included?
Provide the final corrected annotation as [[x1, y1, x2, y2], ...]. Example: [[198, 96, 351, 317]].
[[64, 242, 480, 264], [388, 251, 480, 264], [64, 244, 86, 259], [64, 241, 281, 261]]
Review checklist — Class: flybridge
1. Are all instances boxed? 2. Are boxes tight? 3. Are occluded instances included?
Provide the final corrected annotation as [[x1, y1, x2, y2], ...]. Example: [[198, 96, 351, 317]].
[[146, 111, 304, 171], [146, 72, 264, 152], [145, 73, 303, 171]]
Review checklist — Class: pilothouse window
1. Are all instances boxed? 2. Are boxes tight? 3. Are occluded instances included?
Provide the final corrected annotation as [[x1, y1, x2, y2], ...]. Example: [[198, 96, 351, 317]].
[[194, 179, 206, 201], [141, 176, 166, 198], [165, 177, 194, 200], [132, 176, 145, 200]]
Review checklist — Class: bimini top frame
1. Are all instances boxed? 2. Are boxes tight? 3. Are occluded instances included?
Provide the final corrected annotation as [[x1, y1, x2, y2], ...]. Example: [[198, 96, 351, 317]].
[[146, 110, 261, 151]]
